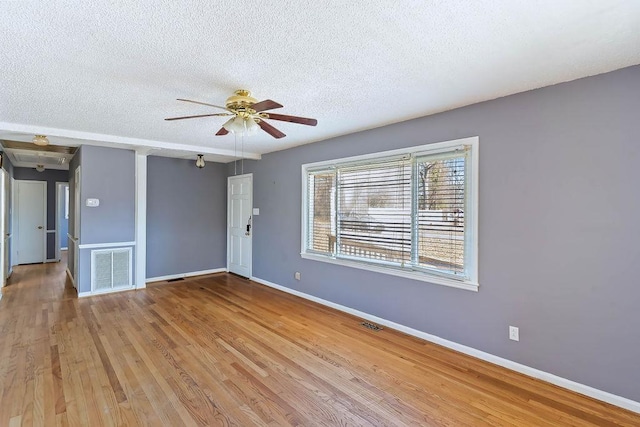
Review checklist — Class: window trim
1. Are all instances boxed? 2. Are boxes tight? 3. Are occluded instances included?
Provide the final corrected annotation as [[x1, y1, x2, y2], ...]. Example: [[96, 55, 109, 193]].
[[301, 136, 479, 292]]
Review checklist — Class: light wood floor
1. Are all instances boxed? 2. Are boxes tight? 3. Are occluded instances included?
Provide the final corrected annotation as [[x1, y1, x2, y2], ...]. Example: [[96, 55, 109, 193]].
[[1, 260, 639, 426]]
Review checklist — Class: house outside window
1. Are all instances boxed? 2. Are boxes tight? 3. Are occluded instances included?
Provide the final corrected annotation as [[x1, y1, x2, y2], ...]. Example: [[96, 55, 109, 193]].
[[302, 137, 479, 291]]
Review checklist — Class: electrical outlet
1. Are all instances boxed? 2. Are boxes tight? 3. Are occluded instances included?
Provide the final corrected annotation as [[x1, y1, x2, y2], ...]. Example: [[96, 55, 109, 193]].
[[294, 272, 301, 280], [509, 326, 519, 341]]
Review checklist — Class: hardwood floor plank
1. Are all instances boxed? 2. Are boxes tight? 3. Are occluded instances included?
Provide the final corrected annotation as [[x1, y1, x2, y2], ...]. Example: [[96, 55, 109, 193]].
[[49, 345, 66, 416], [1, 258, 639, 426], [98, 322, 168, 426]]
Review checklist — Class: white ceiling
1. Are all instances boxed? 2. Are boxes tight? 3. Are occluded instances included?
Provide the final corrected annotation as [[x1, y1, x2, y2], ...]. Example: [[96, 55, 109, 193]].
[[1, 1, 639, 164]]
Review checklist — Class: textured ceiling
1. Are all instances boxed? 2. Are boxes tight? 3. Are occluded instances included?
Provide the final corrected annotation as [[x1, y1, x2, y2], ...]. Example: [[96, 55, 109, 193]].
[[1, 1, 639, 162]]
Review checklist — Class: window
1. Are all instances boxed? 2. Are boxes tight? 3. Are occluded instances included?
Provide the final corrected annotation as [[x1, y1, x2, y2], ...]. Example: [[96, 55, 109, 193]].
[[302, 137, 478, 291]]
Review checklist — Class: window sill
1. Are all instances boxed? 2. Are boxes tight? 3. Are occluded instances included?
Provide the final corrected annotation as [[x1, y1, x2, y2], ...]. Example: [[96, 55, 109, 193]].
[[300, 252, 479, 292]]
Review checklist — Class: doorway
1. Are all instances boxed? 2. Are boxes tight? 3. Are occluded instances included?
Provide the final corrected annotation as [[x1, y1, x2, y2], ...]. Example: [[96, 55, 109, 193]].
[[55, 182, 69, 262], [16, 180, 46, 264], [227, 173, 252, 278]]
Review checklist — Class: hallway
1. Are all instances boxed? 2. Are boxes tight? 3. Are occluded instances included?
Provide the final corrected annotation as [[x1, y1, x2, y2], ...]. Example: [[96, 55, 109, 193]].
[[1, 253, 75, 307]]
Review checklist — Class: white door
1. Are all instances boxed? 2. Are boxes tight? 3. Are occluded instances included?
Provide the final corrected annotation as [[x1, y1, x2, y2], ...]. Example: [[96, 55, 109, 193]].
[[17, 180, 46, 264], [227, 174, 252, 278]]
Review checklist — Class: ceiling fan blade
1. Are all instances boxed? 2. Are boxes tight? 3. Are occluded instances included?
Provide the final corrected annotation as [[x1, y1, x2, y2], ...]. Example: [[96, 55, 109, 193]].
[[176, 98, 232, 111], [263, 113, 317, 126], [251, 99, 283, 112], [257, 120, 286, 139], [165, 113, 232, 121], [215, 127, 229, 136]]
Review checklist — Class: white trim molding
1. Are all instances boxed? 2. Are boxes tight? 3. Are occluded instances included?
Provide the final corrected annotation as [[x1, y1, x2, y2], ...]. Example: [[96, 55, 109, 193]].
[[250, 276, 640, 414], [146, 268, 227, 284], [135, 152, 147, 290], [78, 241, 136, 249]]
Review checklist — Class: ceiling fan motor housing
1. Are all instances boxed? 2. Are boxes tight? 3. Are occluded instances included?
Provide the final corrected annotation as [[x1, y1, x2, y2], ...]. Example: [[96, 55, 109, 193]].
[[225, 89, 258, 112]]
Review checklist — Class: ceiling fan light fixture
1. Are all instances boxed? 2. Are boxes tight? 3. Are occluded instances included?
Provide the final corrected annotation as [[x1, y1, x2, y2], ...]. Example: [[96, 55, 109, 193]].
[[195, 154, 205, 169], [33, 135, 49, 146], [245, 117, 259, 135], [35, 164, 45, 172], [223, 115, 260, 135], [222, 117, 236, 132], [223, 116, 247, 134]]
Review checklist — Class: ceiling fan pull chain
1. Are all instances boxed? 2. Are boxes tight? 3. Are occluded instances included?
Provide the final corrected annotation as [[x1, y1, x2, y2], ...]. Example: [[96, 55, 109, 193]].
[[234, 132, 238, 176], [241, 129, 245, 175]]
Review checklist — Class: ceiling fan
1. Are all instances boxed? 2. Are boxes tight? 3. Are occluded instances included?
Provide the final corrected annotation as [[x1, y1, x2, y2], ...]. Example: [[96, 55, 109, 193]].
[[165, 89, 317, 139]]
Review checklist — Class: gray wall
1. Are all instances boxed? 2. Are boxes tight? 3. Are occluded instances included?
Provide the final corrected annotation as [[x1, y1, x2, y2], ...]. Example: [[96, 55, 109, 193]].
[[79, 146, 135, 245], [146, 156, 227, 278], [76, 146, 136, 293], [230, 65, 640, 402], [13, 167, 68, 260]]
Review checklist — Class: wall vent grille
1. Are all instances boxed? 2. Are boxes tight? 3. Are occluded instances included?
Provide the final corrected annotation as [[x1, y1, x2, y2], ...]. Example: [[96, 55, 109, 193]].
[[91, 247, 132, 292]]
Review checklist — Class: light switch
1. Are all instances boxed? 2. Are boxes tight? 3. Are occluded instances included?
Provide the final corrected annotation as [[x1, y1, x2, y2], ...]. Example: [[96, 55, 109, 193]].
[[252, 208, 260, 215], [86, 198, 100, 207]]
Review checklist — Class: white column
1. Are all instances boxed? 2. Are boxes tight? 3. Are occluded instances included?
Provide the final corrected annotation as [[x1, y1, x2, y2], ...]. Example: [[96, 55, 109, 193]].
[[135, 152, 147, 289]]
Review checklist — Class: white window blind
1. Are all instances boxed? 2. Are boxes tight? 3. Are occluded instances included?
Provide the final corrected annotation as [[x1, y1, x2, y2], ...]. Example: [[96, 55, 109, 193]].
[[337, 159, 412, 265], [302, 138, 478, 289]]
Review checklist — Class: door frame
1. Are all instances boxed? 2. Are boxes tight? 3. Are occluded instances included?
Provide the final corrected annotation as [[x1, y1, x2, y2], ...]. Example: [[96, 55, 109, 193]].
[[0, 169, 6, 286], [72, 166, 81, 284], [10, 177, 16, 276], [226, 173, 253, 278], [15, 180, 47, 264]]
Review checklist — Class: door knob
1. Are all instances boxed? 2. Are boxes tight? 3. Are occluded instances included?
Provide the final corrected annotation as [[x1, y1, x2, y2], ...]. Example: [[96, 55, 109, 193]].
[[37, 226, 43, 229]]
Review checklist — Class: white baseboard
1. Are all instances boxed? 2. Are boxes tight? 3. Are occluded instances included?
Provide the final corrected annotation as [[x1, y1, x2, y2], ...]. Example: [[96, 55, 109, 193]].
[[77, 268, 227, 298], [78, 286, 136, 298], [250, 276, 640, 414], [146, 268, 227, 284]]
